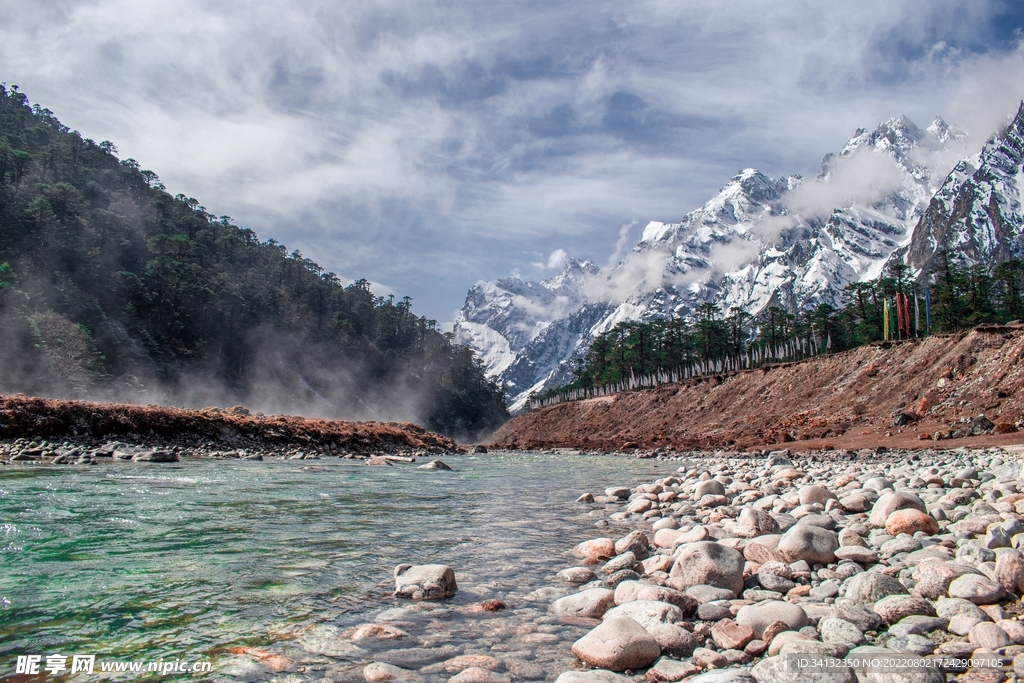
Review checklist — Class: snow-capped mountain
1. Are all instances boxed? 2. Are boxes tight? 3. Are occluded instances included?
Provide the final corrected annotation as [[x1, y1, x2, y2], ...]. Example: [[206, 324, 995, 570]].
[[909, 103, 1024, 272], [455, 105, 1024, 411]]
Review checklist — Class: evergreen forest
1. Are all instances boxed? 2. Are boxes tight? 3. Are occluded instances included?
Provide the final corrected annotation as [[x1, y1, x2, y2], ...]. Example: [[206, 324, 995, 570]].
[[540, 255, 1024, 405], [0, 85, 508, 439]]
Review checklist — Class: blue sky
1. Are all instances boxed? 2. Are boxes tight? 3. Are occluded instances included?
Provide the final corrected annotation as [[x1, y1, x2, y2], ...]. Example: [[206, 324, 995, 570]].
[[3, 0, 1023, 323]]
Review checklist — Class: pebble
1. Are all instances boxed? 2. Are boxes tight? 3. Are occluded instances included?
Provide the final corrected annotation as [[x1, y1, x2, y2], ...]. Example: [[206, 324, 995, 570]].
[[547, 445, 1024, 683], [571, 617, 661, 671]]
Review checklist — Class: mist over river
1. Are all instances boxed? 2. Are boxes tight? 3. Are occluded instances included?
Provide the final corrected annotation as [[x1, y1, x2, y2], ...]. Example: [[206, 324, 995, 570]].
[[0, 453, 678, 681]]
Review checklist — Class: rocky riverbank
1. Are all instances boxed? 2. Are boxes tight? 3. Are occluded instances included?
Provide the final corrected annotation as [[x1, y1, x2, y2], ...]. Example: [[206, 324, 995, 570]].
[[0, 394, 464, 463], [490, 326, 1024, 453], [548, 444, 1024, 683]]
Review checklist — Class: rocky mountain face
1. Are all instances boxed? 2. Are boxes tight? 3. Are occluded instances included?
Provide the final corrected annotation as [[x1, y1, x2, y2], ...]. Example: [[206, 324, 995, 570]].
[[909, 103, 1024, 273], [454, 104, 1024, 411]]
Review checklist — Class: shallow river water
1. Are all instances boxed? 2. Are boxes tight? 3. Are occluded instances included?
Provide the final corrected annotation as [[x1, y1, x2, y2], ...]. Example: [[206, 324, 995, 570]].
[[1, 452, 679, 681]]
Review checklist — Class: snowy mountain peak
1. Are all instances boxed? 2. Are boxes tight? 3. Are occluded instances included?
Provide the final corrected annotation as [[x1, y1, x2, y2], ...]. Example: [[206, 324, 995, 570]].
[[457, 104, 1024, 412]]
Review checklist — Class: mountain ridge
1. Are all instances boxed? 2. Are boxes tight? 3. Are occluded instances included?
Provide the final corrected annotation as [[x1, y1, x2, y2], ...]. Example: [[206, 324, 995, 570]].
[[455, 104, 1023, 411]]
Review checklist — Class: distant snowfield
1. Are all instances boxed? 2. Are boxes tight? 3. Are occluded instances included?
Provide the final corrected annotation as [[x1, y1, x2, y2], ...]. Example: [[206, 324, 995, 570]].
[[454, 105, 1024, 411]]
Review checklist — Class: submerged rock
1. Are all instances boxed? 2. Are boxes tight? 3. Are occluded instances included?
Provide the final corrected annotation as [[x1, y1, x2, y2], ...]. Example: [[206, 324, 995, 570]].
[[393, 564, 457, 600]]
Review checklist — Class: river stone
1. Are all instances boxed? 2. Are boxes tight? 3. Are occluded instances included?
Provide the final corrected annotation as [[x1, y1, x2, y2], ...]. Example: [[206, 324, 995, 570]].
[[613, 581, 697, 615], [799, 485, 837, 506], [736, 601, 808, 638], [132, 449, 179, 462], [886, 634, 936, 656], [419, 459, 453, 470], [449, 669, 509, 683], [654, 529, 684, 548], [645, 623, 699, 657], [798, 514, 837, 531], [576, 538, 617, 559], [603, 600, 683, 631], [571, 617, 661, 671], [605, 569, 641, 588], [995, 550, 1024, 595], [869, 492, 927, 527], [558, 567, 598, 584], [603, 552, 638, 574], [697, 601, 733, 621], [810, 579, 841, 599], [872, 595, 937, 624], [936, 596, 989, 619], [948, 574, 1006, 604], [752, 654, 856, 683], [555, 672, 633, 683], [364, 662, 424, 683], [999, 619, 1024, 644], [687, 584, 737, 604], [393, 564, 457, 600], [777, 525, 837, 565], [736, 508, 781, 537], [645, 657, 699, 682], [839, 494, 873, 513], [615, 530, 651, 560], [711, 619, 755, 650], [969, 622, 1012, 649], [767, 631, 816, 657], [830, 600, 883, 632], [778, 641, 850, 658], [818, 618, 865, 646], [378, 646, 460, 667], [758, 572, 796, 593], [552, 588, 616, 618], [668, 542, 744, 596], [880, 536, 924, 558], [885, 509, 939, 536], [834, 546, 879, 564], [911, 561, 982, 599], [694, 480, 726, 499], [887, 616, 949, 637], [844, 571, 907, 603]]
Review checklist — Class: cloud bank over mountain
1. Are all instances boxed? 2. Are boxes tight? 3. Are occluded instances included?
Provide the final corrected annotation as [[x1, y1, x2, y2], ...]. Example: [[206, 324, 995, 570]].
[[2, 1, 1023, 320]]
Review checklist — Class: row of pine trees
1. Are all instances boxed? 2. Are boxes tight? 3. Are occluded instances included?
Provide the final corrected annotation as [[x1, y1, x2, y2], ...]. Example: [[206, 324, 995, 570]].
[[531, 254, 1024, 408]]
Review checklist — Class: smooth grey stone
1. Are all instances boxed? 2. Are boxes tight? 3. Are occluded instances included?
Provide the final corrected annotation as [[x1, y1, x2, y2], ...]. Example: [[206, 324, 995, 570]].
[[886, 633, 936, 655]]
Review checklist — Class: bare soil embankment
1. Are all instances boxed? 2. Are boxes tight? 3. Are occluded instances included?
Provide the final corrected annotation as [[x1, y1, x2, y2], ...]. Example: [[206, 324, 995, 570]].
[[0, 395, 462, 454], [490, 325, 1024, 452]]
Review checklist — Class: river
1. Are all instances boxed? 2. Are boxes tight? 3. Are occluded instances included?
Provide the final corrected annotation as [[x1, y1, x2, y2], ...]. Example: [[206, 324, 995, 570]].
[[1, 452, 679, 681]]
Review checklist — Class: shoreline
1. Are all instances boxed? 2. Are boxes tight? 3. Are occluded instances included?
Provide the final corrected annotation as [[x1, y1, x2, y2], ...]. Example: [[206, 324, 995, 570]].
[[547, 443, 1024, 683], [0, 394, 465, 463]]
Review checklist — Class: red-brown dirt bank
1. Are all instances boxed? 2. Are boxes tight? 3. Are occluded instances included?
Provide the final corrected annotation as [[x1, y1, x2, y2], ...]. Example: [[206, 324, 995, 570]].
[[489, 325, 1024, 453], [0, 395, 461, 454]]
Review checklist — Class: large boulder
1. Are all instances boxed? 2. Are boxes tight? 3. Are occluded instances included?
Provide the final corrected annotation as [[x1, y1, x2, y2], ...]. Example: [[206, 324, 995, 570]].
[[885, 509, 939, 536], [603, 600, 683, 631], [844, 572, 906, 604], [736, 601, 809, 638], [668, 542, 745, 596], [551, 588, 616, 619], [132, 449, 179, 462], [393, 564, 457, 600], [571, 617, 661, 671], [869, 492, 926, 528], [777, 525, 838, 565], [614, 581, 697, 615]]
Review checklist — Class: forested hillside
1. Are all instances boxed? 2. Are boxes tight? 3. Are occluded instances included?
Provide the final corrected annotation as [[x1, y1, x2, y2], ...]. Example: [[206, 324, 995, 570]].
[[545, 256, 1024, 401], [0, 85, 508, 438]]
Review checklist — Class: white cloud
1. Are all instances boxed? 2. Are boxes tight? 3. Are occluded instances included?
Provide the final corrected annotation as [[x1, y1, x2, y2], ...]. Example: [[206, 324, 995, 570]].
[[1, 0, 1021, 320], [531, 248, 570, 269]]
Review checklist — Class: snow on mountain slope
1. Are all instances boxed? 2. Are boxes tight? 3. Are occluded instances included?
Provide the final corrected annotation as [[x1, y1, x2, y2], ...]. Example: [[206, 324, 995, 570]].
[[909, 103, 1024, 273], [456, 108, 1022, 411]]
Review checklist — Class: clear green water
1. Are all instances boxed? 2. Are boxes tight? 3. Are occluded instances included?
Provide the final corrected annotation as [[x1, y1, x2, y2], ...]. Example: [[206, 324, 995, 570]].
[[0, 453, 677, 680]]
